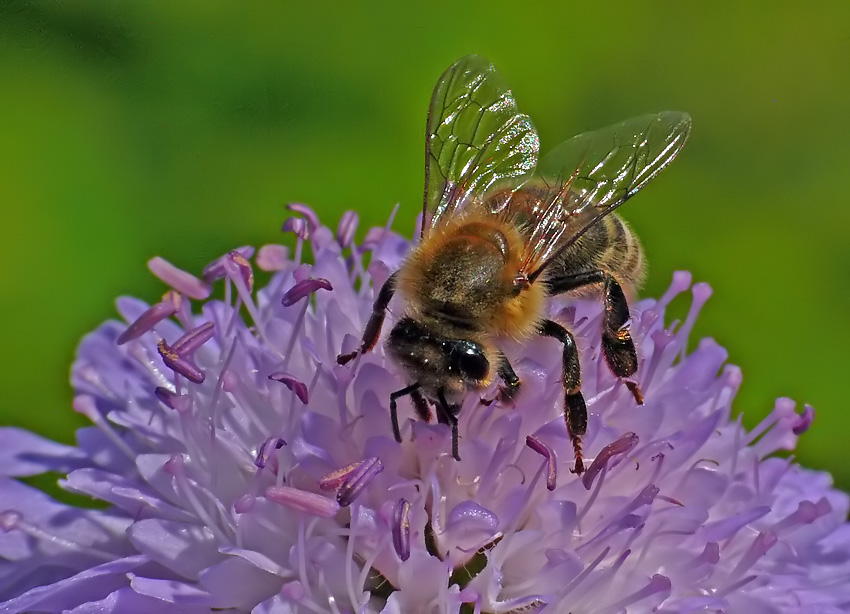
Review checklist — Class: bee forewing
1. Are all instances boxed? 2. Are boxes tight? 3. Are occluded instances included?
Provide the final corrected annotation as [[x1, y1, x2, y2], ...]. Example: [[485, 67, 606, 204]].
[[519, 111, 691, 279], [423, 55, 540, 236]]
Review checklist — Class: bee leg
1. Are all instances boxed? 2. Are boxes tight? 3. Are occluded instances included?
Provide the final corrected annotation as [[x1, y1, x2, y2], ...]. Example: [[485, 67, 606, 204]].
[[389, 382, 421, 443], [539, 319, 587, 475], [481, 352, 521, 406], [436, 390, 461, 461], [547, 270, 641, 404], [337, 272, 397, 365]]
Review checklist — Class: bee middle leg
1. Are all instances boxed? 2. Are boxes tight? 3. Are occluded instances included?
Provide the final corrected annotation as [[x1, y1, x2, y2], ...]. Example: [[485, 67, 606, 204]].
[[539, 319, 587, 475], [337, 272, 397, 365], [547, 269, 642, 403]]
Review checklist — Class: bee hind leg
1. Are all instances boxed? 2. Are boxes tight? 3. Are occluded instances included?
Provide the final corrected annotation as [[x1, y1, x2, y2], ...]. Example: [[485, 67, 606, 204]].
[[547, 269, 642, 405], [539, 319, 587, 475]]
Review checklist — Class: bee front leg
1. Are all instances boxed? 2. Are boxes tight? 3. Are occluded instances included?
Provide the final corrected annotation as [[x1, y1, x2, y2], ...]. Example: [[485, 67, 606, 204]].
[[547, 269, 642, 404], [389, 382, 421, 443], [337, 272, 397, 365], [539, 319, 587, 475], [436, 390, 461, 461], [481, 352, 521, 406]]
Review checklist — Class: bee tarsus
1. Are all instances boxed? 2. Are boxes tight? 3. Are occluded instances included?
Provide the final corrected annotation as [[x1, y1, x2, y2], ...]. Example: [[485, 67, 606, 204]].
[[540, 319, 588, 474], [337, 272, 397, 366]]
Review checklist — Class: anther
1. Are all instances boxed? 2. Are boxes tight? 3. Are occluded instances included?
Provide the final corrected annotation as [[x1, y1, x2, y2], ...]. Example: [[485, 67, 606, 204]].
[[582, 432, 639, 490], [392, 498, 411, 562], [269, 372, 309, 404], [336, 457, 384, 507], [148, 256, 211, 300], [254, 437, 287, 470], [525, 436, 557, 491], [281, 278, 333, 307], [265, 485, 339, 518], [116, 292, 180, 345], [157, 322, 215, 384], [336, 211, 359, 249]]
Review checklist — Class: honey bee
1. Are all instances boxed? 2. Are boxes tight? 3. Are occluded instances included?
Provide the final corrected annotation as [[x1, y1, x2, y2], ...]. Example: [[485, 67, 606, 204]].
[[338, 55, 690, 474]]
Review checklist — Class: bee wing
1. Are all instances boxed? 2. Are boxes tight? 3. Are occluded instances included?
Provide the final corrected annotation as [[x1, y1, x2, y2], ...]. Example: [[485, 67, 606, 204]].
[[423, 55, 540, 237], [516, 111, 692, 282]]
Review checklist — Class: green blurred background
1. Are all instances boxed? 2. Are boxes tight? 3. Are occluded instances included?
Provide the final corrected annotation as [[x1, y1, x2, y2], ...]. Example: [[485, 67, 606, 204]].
[[2, 3, 849, 488]]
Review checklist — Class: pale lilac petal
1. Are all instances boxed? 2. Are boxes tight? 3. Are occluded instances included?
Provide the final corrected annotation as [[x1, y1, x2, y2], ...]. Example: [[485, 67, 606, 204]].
[[5, 207, 848, 614]]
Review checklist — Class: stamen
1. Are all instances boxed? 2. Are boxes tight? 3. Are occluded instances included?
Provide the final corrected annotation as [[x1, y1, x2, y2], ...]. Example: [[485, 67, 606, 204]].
[[287, 203, 320, 233], [254, 437, 287, 470], [154, 386, 192, 413], [525, 435, 557, 491], [319, 461, 363, 491], [393, 498, 411, 561], [202, 247, 254, 285], [147, 256, 211, 300], [116, 293, 179, 345], [73, 395, 137, 461], [256, 244, 290, 272], [269, 372, 309, 404], [771, 498, 831, 533], [336, 211, 359, 248], [0, 510, 116, 561], [582, 432, 639, 490], [234, 494, 255, 514], [157, 322, 215, 384], [598, 574, 671, 612], [265, 485, 339, 518], [164, 454, 232, 542], [728, 530, 778, 580], [793, 404, 815, 434], [337, 457, 384, 507], [281, 278, 333, 307], [282, 217, 310, 240]]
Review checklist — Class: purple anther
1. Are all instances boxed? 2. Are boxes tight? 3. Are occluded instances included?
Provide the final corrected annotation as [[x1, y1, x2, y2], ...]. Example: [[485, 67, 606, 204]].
[[582, 432, 640, 490], [318, 461, 362, 491], [157, 323, 215, 385], [281, 217, 310, 240], [163, 453, 185, 476], [234, 494, 256, 514], [359, 227, 387, 251], [256, 244, 289, 272], [526, 436, 557, 491], [0, 511, 21, 532], [793, 404, 815, 435], [148, 257, 212, 300], [392, 498, 411, 562], [336, 211, 359, 248], [268, 372, 309, 404], [203, 247, 254, 283], [154, 387, 192, 413], [116, 296, 179, 345], [281, 278, 333, 307], [337, 457, 383, 507], [173, 322, 215, 354], [286, 203, 319, 232], [265, 485, 339, 518], [254, 437, 286, 470]]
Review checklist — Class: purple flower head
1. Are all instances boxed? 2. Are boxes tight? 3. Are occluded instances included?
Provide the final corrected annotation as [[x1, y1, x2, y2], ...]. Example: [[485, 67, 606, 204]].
[[1, 208, 849, 613]]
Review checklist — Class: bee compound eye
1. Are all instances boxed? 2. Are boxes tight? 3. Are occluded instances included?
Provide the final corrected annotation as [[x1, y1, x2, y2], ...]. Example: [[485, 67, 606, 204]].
[[455, 345, 489, 381]]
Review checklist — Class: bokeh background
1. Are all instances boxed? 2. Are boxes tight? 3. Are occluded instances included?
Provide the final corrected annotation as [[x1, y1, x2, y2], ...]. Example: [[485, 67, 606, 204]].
[[2, 3, 849, 489]]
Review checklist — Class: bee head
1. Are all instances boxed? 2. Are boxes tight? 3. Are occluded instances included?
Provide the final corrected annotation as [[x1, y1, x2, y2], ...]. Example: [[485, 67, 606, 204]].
[[387, 317, 490, 396]]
